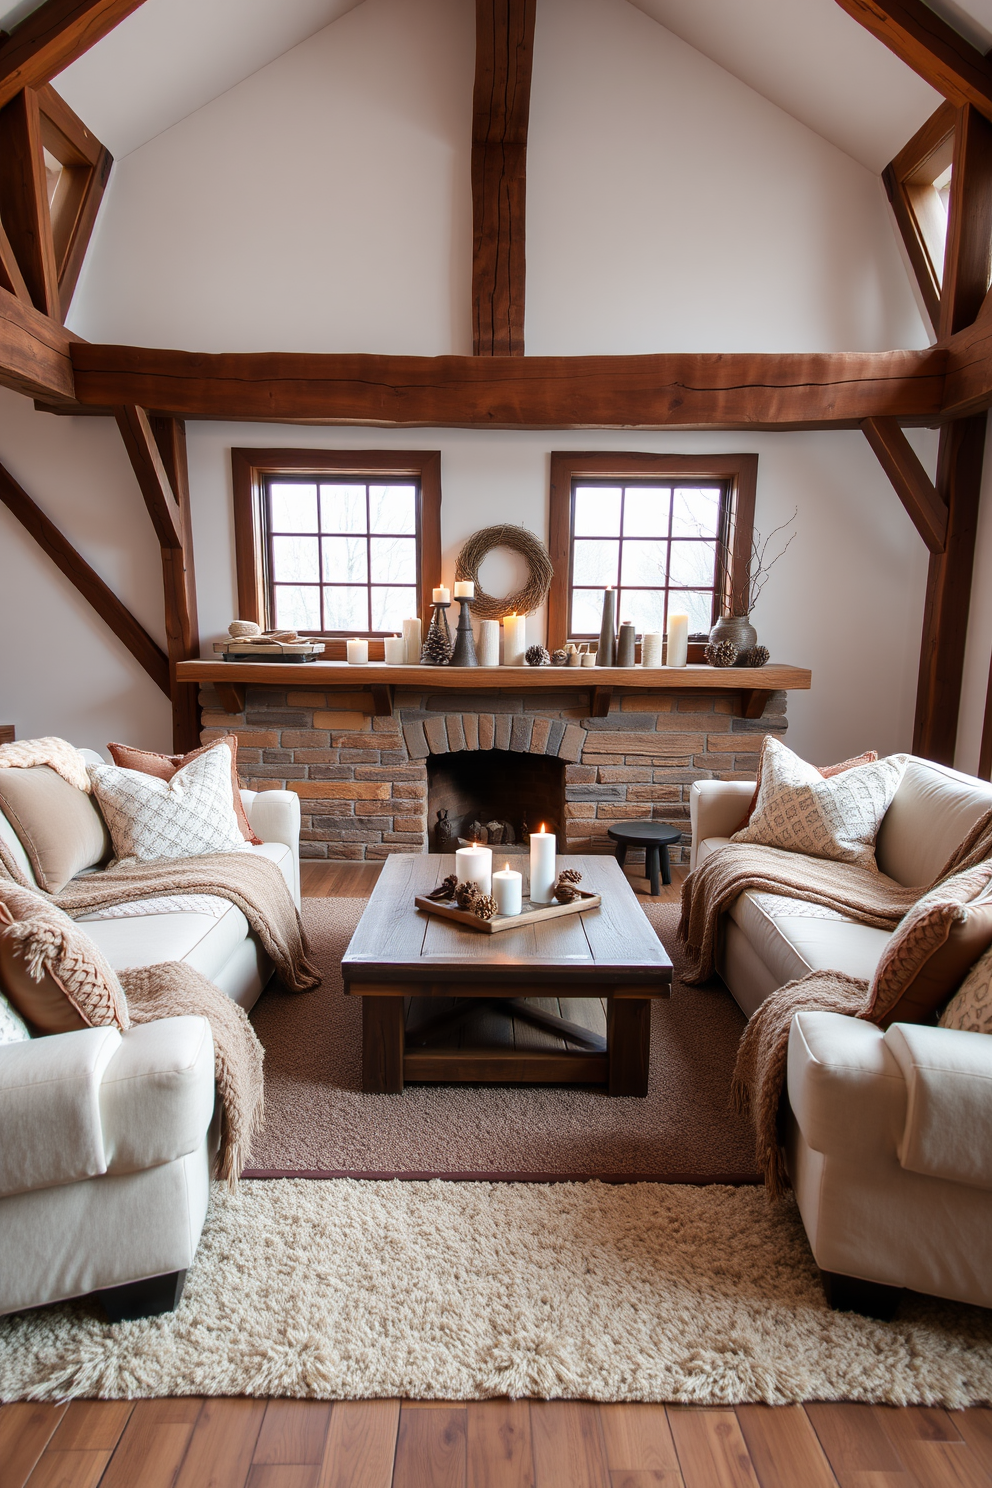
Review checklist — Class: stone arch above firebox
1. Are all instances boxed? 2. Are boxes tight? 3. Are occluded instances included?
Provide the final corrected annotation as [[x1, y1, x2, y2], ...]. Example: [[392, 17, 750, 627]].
[[401, 713, 586, 763]]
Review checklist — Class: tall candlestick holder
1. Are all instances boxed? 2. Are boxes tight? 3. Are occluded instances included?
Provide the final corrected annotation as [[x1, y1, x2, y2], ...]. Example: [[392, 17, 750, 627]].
[[421, 601, 452, 665], [450, 594, 479, 666]]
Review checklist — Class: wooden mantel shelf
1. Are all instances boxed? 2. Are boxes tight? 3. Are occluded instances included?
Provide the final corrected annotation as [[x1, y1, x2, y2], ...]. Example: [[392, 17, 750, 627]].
[[177, 660, 811, 721]]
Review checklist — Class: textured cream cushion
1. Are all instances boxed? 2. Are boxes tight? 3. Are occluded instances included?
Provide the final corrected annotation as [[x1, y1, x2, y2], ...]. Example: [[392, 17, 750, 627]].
[[731, 736, 906, 870], [88, 743, 246, 864], [875, 758, 992, 888], [941, 942, 992, 1033], [0, 766, 110, 892]]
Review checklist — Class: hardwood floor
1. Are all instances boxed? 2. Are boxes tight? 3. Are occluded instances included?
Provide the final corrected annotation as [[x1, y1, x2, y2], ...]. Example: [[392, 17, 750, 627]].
[[5, 860, 981, 1487]]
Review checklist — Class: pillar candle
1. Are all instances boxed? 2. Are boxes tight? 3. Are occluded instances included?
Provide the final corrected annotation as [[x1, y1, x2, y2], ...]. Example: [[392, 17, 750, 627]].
[[384, 635, 405, 665], [454, 580, 475, 598], [492, 864, 522, 916], [478, 618, 500, 666], [529, 824, 556, 905], [641, 631, 663, 668], [666, 612, 689, 668], [616, 621, 636, 667], [580, 651, 596, 667], [503, 613, 527, 665], [402, 616, 422, 665], [432, 586, 450, 603], [455, 843, 492, 896], [346, 638, 368, 664]]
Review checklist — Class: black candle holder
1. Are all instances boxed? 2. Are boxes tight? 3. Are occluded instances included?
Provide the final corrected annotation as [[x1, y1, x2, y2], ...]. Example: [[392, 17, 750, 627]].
[[421, 601, 452, 664], [450, 594, 479, 667]]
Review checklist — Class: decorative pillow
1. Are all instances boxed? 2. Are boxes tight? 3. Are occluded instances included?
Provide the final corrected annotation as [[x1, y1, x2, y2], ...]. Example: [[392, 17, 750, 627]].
[[737, 749, 879, 830], [0, 766, 111, 892], [866, 862, 992, 1029], [0, 989, 30, 1045], [108, 736, 261, 846], [940, 943, 992, 1034], [88, 742, 247, 864], [730, 736, 906, 871], [0, 883, 129, 1034]]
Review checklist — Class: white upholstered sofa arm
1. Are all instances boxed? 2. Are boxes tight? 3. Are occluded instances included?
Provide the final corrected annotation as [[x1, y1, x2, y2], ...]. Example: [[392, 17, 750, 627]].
[[688, 780, 755, 871], [241, 788, 301, 906], [787, 1011, 907, 1165], [885, 1023, 992, 1190]]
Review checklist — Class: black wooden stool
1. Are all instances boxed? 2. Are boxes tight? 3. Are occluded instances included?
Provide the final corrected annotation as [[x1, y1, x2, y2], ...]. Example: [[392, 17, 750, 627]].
[[607, 822, 682, 896]]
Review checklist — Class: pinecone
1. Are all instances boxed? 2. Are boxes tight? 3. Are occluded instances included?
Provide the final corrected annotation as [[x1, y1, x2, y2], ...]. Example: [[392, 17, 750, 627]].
[[551, 648, 569, 666], [554, 884, 580, 903], [741, 644, 770, 668], [426, 873, 458, 901], [420, 617, 452, 665], [558, 868, 582, 885], [455, 880, 479, 910], [474, 894, 498, 921], [705, 640, 739, 668], [525, 644, 551, 666], [554, 868, 583, 903]]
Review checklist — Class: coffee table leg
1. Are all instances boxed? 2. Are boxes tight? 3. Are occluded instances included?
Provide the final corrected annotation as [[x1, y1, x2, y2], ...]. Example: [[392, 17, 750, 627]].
[[608, 996, 651, 1096], [362, 996, 405, 1093]]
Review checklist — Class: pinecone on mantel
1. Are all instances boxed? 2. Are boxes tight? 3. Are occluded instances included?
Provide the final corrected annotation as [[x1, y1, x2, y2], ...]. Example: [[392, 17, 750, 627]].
[[525, 645, 551, 666], [421, 620, 452, 665], [705, 639, 739, 668]]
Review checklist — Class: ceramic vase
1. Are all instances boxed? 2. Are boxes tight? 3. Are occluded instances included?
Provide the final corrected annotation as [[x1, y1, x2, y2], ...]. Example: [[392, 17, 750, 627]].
[[709, 614, 757, 664]]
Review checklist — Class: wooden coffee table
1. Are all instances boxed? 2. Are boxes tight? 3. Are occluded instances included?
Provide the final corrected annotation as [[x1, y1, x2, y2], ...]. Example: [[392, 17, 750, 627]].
[[342, 853, 672, 1097]]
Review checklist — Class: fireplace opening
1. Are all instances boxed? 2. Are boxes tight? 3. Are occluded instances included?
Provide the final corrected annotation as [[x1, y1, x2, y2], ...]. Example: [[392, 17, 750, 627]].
[[427, 749, 566, 854]]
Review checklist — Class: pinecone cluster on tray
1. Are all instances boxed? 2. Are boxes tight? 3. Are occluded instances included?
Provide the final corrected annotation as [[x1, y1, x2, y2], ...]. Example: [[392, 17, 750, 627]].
[[525, 644, 551, 666], [425, 874, 458, 902], [705, 639, 739, 668], [474, 894, 498, 921]]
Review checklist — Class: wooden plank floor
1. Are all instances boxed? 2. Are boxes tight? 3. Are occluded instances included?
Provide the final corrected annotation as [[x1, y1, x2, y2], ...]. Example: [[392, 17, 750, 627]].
[[7, 860, 980, 1486]]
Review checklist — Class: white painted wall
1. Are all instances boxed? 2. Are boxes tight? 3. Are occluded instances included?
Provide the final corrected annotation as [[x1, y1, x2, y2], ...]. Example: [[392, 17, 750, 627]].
[[0, 0, 941, 767]]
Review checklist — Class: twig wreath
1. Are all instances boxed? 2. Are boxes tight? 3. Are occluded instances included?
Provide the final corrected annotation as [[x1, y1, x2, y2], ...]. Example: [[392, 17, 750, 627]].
[[454, 525, 554, 619]]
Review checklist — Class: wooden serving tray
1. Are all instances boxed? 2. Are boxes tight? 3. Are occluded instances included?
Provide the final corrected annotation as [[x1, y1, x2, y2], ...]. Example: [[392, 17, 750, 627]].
[[414, 891, 601, 934]]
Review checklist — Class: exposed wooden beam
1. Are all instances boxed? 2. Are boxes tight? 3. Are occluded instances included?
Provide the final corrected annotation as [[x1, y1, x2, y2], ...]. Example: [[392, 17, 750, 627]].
[[0, 281, 77, 400], [69, 345, 948, 429], [0, 216, 32, 305], [114, 402, 183, 547], [882, 100, 956, 332], [833, 0, 992, 122], [939, 105, 992, 338], [0, 453, 169, 693], [0, 0, 148, 112], [472, 0, 536, 356], [862, 416, 946, 551], [150, 415, 201, 752], [35, 85, 113, 317], [941, 296, 992, 417], [0, 87, 60, 318]]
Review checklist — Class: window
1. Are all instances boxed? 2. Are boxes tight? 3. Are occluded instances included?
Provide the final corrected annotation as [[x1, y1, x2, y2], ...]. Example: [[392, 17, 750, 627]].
[[232, 450, 441, 657], [547, 453, 756, 654], [884, 102, 957, 331]]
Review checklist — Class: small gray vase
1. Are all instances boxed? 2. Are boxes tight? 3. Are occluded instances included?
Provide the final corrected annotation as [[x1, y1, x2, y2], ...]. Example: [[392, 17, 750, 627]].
[[709, 614, 757, 664]]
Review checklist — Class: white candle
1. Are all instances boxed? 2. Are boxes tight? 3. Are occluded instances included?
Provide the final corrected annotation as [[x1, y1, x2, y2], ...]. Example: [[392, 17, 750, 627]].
[[492, 863, 522, 917], [529, 824, 556, 905], [641, 631, 663, 669], [384, 635, 405, 665], [402, 616, 422, 665], [580, 651, 596, 667], [454, 580, 474, 598], [346, 638, 368, 664], [478, 619, 499, 666], [455, 843, 492, 896], [666, 612, 689, 668], [503, 612, 527, 666], [432, 586, 450, 604]]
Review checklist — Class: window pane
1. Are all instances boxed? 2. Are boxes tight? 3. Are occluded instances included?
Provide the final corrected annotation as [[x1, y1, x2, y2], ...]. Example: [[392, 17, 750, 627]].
[[620, 539, 668, 586], [269, 483, 318, 532], [372, 585, 417, 632], [672, 486, 721, 538], [322, 536, 367, 583], [668, 589, 715, 634], [273, 585, 320, 630], [322, 586, 368, 632], [669, 539, 717, 587], [320, 483, 367, 533], [370, 536, 417, 585], [574, 486, 621, 536], [573, 539, 619, 586], [570, 588, 608, 635], [617, 588, 667, 636], [271, 534, 319, 582], [369, 484, 416, 534], [622, 487, 671, 537]]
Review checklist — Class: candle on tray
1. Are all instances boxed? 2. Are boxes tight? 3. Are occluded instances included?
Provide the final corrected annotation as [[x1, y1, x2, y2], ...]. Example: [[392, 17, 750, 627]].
[[478, 618, 499, 667], [432, 585, 450, 604], [402, 616, 422, 665], [455, 842, 492, 896], [346, 638, 368, 664], [529, 823, 556, 905], [454, 580, 475, 598], [666, 612, 688, 668], [492, 863, 522, 917], [641, 631, 662, 668], [383, 635, 405, 665], [503, 613, 527, 666]]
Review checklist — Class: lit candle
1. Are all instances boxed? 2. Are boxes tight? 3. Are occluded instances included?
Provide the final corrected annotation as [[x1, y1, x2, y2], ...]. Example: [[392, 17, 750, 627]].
[[529, 823, 556, 905], [503, 612, 527, 666], [383, 635, 405, 665], [402, 616, 422, 665], [492, 863, 522, 917], [666, 612, 688, 668], [432, 586, 450, 604], [346, 638, 368, 664], [455, 842, 492, 896], [478, 618, 499, 666], [641, 631, 663, 668], [454, 580, 475, 598]]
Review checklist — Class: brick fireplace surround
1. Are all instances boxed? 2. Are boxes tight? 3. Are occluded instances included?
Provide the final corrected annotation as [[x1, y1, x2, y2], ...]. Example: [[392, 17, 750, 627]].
[[198, 683, 789, 865]]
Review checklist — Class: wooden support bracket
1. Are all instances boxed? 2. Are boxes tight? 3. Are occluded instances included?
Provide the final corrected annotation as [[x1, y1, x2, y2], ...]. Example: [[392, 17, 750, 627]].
[[590, 686, 613, 719], [862, 416, 946, 551], [215, 681, 246, 715], [370, 683, 393, 718], [740, 689, 772, 720]]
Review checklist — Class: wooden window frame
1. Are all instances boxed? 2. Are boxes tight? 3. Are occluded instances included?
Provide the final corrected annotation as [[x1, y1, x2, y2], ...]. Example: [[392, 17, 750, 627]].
[[884, 101, 957, 333], [547, 452, 757, 656], [231, 448, 441, 661]]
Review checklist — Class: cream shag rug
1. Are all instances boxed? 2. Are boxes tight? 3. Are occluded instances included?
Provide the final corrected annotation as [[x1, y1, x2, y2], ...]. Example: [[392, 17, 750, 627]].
[[3, 1179, 992, 1406]]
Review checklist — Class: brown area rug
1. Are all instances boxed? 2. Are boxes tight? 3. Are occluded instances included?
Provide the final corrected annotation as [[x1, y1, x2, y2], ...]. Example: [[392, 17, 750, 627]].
[[245, 899, 759, 1183]]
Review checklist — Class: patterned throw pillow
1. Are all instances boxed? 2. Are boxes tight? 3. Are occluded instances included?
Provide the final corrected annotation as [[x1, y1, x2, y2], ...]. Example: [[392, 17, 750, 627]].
[[107, 736, 261, 845], [88, 742, 247, 864], [0, 882, 129, 1034], [0, 989, 30, 1044], [736, 749, 879, 830], [941, 943, 992, 1034], [730, 736, 906, 871]]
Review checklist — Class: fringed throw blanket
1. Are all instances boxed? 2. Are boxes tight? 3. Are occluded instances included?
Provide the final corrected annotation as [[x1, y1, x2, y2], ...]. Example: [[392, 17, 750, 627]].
[[0, 736, 92, 792]]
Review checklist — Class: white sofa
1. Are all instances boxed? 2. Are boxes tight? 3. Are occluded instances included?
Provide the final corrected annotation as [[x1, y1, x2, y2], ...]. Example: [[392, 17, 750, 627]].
[[0, 752, 301, 1320], [690, 755, 992, 1314]]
